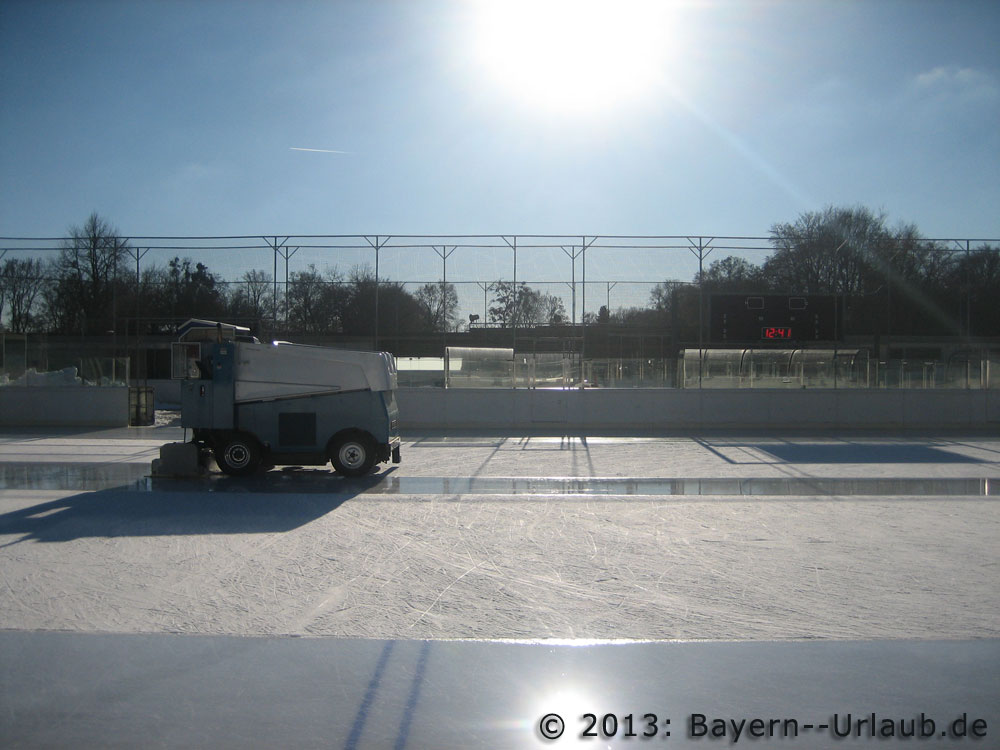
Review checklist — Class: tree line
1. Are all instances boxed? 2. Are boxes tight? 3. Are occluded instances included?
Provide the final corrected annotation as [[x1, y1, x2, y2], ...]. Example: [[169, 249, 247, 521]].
[[599, 206, 999, 339], [2, 208, 997, 339], [0, 213, 569, 337]]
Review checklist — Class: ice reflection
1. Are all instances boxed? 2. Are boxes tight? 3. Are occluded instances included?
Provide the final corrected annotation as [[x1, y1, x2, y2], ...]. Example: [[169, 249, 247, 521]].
[[0, 463, 995, 497], [530, 687, 602, 748], [211, 474, 993, 496], [0, 462, 149, 490]]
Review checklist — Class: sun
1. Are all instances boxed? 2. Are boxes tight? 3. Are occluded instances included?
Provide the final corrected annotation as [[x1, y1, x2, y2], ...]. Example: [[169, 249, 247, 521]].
[[467, 0, 677, 116]]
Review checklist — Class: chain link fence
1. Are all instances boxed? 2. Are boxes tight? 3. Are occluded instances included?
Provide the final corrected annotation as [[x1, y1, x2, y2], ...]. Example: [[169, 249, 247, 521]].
[[2, 233, 998, 389]]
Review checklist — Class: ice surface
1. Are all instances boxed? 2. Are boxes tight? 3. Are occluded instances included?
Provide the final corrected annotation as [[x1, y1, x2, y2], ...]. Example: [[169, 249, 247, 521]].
[[1, 428, 998, 641]]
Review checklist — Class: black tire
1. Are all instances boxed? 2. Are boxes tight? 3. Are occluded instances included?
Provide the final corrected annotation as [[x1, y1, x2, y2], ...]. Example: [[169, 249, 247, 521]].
[[330, 433, 376, 477], [215, 434, 262, 476]]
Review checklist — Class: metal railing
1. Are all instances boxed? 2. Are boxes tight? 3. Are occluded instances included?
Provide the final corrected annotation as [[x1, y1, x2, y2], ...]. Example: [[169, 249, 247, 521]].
[[395, 352, 999, 389]]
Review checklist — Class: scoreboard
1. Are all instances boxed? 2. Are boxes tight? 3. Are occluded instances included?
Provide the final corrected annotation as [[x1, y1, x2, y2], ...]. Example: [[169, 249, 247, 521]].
[[709, 294, 841, 343]]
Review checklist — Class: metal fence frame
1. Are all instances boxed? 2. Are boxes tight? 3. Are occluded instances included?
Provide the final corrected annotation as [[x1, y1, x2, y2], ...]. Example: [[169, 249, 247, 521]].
[[3, 233, 999, 389]]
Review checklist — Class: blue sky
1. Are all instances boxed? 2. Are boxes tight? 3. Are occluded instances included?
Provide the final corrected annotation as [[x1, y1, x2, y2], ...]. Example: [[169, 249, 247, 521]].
[[1, 0, 998, 298]]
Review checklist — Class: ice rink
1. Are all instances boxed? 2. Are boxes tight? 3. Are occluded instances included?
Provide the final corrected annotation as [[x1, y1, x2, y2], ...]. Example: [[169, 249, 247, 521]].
[[2, 418, 998, 641], [3, 417, 999, 747]]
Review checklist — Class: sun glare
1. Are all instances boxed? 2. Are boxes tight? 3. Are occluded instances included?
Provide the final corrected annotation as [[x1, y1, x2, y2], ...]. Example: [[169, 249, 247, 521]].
[[469, 0, 676, 115]]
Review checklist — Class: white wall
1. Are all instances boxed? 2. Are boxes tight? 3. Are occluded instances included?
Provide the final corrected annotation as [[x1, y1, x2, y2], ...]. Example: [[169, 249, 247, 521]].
[[131, 381, 1000, 431], [396, 388, 1000, 431], [0, 387, 130, 427]]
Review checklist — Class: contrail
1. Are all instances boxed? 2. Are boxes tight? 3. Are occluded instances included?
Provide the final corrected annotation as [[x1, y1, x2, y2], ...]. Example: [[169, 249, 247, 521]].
[[290, 147, 351, 154]]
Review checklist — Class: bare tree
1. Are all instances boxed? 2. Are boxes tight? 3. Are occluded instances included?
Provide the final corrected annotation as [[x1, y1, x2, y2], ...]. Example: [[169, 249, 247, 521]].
[[647, 280, 688, 325], [415, 282, 459, 332], [339, 265, 429, 338], [228, 269, 276, 325], [767, 205, 967, 335], [286, 264, 345, 334], [538, 291, 568, 325], [488, 281, 556, 327], [0, 262, 6, 329], [1, 258, 48, 333], [945, 244, 1000, 337], [45, 213, 129, 334], [767, 205, 894, 295], [487, 281, 521, 327], [695, 256, 767, 291]]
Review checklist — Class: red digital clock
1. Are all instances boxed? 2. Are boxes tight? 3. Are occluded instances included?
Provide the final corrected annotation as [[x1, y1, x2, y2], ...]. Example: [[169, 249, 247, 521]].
[[761, 327, 793, 339]]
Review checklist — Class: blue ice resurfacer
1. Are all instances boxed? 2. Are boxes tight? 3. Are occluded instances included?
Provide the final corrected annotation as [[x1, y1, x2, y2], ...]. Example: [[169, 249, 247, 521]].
[[173, 320, 401, 476]]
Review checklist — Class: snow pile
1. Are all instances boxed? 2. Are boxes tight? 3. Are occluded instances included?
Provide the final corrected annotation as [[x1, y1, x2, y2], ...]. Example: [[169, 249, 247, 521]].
[[0, 367, 83, 387]]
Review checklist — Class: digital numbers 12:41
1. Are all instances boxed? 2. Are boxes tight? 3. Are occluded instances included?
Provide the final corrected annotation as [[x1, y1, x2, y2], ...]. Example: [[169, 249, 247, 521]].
[[761, 326, 793, 339]]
